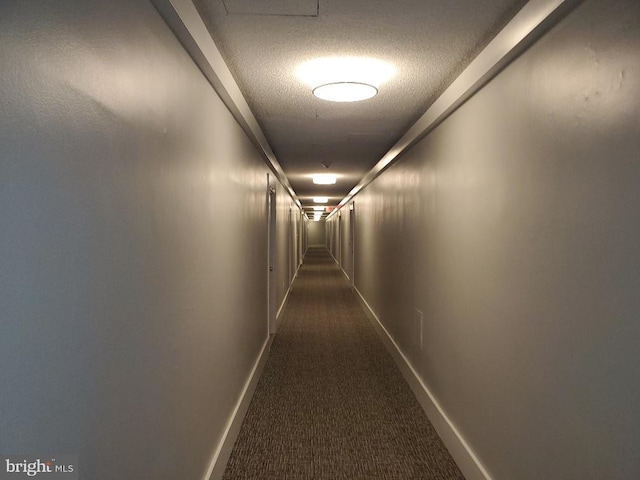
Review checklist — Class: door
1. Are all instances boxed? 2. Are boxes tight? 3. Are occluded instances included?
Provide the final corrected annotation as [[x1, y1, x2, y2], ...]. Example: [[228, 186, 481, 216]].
[[337, 211, 342, 266], [349, 202, 355, 288], [267, 176, 277, 334], [287, 206, 293, 283]]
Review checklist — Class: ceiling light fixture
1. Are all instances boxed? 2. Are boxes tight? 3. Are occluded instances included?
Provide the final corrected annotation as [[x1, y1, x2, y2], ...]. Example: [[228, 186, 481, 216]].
[[312, 174, 337, 184], [297, 56, 395, 103], [313, 206, 325, 211], [313, 196, 329, 204], [313, 82, 377, 102]]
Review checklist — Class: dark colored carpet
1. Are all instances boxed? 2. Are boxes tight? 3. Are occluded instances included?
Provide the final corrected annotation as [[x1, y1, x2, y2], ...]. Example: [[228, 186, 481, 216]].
[[222, 247, 465, 480]]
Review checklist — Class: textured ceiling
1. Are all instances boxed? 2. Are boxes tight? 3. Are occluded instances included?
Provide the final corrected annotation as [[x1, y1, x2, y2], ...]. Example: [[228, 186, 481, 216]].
[[193, 0, 528, 214]]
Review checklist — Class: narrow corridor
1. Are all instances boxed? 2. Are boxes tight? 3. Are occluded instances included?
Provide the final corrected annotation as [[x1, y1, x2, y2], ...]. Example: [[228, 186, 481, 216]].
[[2, 2, 638, 478], [223, 247, 464, 479]]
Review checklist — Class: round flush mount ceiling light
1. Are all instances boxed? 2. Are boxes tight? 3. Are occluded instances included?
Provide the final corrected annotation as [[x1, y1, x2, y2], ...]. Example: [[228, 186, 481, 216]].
[[313, 82, 378, 102], [297, 57, 395, 103]]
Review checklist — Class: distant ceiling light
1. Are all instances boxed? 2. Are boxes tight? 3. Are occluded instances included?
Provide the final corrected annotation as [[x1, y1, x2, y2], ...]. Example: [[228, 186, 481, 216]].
[[312, 174, 337, 184], [313, 206, 325, 211], [313, 196, 329, 204], [313, 82, 377, 102]]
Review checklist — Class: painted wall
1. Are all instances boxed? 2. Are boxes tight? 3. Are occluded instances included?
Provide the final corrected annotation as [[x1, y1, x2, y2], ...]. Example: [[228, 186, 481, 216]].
[[347, 1, 640, 479], [327, 218, 337, 255], [340, 208, 354, 281], [327, 207, 355, 281], [0, 1, 297, 479], [327, 213, 342, 265], [302, 216, 309, 254], [274, 187, 299, 313], [307, 220, 326, 246]]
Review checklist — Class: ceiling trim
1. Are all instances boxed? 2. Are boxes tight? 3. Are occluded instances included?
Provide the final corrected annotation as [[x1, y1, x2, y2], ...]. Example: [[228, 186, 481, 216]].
[[150, 0, 302, 209], [327, 0, 582, 220]]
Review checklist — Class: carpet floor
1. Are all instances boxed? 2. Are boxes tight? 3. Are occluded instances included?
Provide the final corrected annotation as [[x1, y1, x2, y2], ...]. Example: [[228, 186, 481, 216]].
[[222, 247, 465, 480]]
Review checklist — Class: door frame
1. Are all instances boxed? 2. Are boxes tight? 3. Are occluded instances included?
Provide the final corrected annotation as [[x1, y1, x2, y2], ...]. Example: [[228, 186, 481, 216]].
[[267, 175, 277, 334], [349, 201, 355, 288]]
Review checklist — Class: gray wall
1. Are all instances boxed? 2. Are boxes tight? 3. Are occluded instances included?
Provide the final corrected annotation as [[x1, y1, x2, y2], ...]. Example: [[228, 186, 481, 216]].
[[340, 208, 353, 281], [338, 0, 640, 478], [307, 220, 326, 246], [327, 218, 336, 255], [0, 1, 298, 478], [327, 209, 354, 280], [327, 214, 341, 263], [274, 183, 300, 312]]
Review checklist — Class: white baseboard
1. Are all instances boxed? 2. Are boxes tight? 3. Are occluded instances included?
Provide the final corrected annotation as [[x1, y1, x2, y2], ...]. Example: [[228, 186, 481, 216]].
[[205, 263, 300, 478], [340, 267, 350, 283], [274, 263, 301, 330], [353, 287, 493, 480], [275, 286, 290, 327], [203, 334, 273, 480], [327, 250, 351, 283]]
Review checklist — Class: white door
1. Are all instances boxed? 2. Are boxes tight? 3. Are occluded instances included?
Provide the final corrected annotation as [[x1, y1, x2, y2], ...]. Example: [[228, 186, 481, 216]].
[[267, 176, 277, 334], [349, 202, 355, 288]]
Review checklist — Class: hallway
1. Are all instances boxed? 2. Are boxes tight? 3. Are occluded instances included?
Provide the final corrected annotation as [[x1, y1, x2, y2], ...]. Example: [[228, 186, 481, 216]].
[[223, 247, 463, 479], [2, 1, 639, 479]]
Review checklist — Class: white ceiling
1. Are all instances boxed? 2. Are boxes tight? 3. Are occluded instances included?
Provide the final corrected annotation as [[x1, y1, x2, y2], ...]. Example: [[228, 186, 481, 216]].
[[193, 0, 528, 215]]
